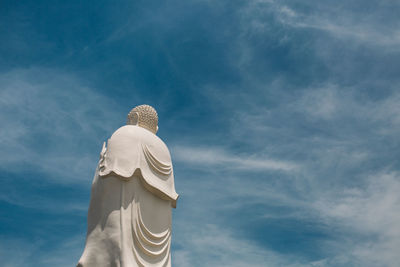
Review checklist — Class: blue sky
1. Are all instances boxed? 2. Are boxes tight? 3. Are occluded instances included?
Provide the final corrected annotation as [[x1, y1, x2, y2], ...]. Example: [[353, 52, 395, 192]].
[[1, 0, 400, 266]]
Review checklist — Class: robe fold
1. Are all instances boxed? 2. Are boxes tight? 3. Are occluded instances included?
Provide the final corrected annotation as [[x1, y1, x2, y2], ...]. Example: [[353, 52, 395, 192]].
[[77, 125, 178, 267]]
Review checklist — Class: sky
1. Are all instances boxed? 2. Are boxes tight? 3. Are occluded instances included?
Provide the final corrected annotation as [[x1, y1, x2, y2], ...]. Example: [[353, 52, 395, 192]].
[[0, 0, 400, 266]]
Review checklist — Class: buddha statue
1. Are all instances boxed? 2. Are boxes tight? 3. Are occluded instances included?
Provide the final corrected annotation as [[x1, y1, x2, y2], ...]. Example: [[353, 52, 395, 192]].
[[77, 104, 178, 267]]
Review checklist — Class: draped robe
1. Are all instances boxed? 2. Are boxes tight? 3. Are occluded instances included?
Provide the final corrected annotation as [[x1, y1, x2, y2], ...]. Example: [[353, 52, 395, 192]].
[[77, 125, 179, 267]]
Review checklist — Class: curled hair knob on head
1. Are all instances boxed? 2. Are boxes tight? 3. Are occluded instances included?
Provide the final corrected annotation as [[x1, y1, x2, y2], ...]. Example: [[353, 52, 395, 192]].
[[127, 104, 159, 134]]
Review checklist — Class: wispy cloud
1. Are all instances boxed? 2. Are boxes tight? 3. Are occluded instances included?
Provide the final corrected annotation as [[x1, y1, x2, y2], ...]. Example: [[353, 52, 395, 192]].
[[172, 145, 298, 172], [313, 172, 400, 267], [189, 80, 400, 266], [279, 11, 400, 48], [242, 1, 400, 49], [0, 189, 88, 213], [2, 1, 400, 266], [0, 68, 122, 184], [173, 223, 314, 267], [295, 85, 400, 135], [0, 235, 84, 267]]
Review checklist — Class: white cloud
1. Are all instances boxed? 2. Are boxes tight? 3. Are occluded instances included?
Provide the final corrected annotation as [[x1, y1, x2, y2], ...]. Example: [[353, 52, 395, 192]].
[[172, 145, 298, 172], [295, 85, 400, 136], [285, 17, 400, 48], [173, 223, 313, 267], [314, 172, 400, 267], [0, 68, 122, 184], [0, 235, 84, 267], [37, 236, 84, 267], [0, 238, 35, 267], [298, 87, 340, 120], [0, 189, 88, 213], [194, 79, 400, 266], [264, 2, 400, 49]]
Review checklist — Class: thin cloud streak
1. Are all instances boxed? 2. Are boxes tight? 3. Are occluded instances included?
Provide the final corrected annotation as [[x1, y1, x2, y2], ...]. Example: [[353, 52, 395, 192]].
[[313, 172, 400, 267], [173, 223, 313, 267], [0, 235, 84, 267], [244, 1, 400, 49], [0, 68, 122, 184], [172, 146, 298, 172]]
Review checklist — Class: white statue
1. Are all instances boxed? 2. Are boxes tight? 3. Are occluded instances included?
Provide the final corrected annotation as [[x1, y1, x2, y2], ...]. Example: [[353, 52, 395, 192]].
[[77, 105, 179, 267]]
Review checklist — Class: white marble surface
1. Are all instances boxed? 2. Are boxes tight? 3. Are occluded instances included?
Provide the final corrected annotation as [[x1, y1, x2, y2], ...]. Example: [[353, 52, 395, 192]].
[[78, 105, 178, 267]]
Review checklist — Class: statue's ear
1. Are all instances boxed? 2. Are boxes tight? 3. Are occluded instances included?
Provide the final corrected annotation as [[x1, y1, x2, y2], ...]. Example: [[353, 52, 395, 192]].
[[156, 125, 159, 133], [132, 112, 139, 125]]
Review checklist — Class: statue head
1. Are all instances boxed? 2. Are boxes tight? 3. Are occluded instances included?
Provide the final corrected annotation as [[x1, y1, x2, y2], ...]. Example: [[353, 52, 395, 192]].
[[127, 104, 159, 134]]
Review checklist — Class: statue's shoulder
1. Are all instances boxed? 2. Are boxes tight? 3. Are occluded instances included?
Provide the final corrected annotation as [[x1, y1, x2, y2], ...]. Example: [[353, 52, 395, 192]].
[[110, 125, 171, 160], [110, 125, 144, 139]]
